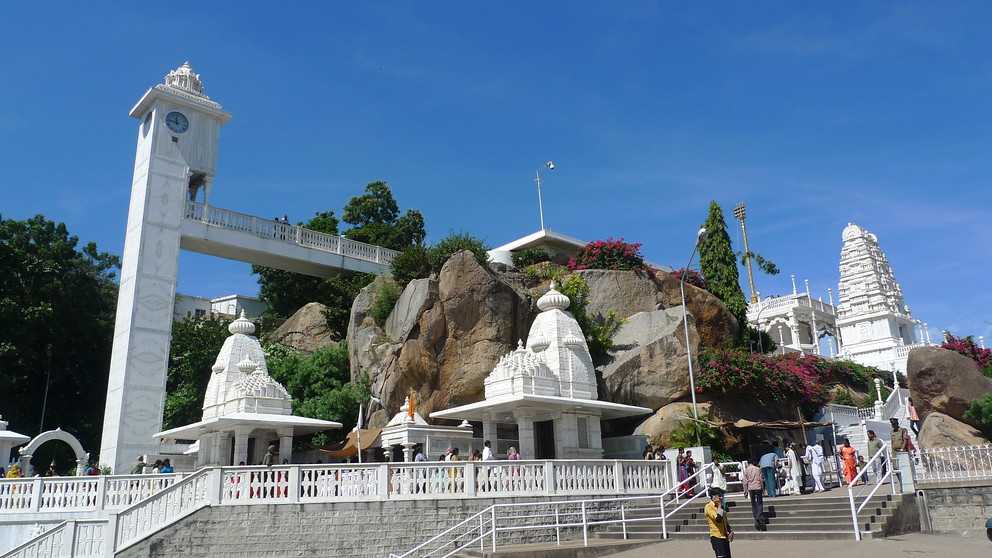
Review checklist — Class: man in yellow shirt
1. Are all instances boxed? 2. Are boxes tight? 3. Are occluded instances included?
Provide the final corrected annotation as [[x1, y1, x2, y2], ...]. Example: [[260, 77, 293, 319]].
[[705, 490, 734, 558]]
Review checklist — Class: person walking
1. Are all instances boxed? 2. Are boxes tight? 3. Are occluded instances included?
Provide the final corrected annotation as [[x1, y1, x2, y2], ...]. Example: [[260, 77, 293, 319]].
[[906, 398, 921, 436], [758, 444, 779, 498], [786, 443, 803, 495], [866, 430, 886, 480], [481, 440, 493, 461], [130, 456, 146, 475], [803, 441, 825, 492], [414, 445, 426, 462], [261, 445, 277, 466], [839, 439, 858, 485], [705, 490, 734, 557], [643, 445, 655, 460], [743, 462, 765, 531], [684, 450, 698, 496]]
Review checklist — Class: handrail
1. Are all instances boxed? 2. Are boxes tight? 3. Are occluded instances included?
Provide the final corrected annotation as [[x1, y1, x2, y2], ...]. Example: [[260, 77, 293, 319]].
[[847, 445, 896, 541], [388, 507, 491, 558], [113, 468, 213, 552], [0, 521, 67, 558], [659, 462, 714, 538]]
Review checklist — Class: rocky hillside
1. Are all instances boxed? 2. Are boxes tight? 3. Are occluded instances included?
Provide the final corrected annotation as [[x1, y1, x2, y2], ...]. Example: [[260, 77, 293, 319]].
[[908, 346, 992, 447], [346, 251, 740, 428]]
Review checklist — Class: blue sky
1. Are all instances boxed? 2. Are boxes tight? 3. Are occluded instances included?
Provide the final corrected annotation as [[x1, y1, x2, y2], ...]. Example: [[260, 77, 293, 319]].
[[2, 2, 989, 340]]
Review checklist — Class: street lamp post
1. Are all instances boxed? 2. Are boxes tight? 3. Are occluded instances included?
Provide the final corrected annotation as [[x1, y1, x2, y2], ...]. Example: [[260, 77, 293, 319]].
[[680, 227, 707, 447]]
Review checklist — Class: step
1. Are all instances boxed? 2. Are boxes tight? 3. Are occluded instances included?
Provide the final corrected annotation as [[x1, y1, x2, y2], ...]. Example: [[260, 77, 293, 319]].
[[596, 529, 878, 541]]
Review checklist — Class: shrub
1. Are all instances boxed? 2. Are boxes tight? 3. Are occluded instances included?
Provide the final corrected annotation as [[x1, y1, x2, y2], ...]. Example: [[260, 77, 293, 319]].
[[512, 248, 552, 268], [671, 268, 707, 290], [390, 244, 432, 285], [429, 233, 488, 273], [370, 281, 401, 325], [567, 238, 644, 271], [557, 273, 623, 365], [523, 261, 568, 283], [963, 394, 992, 438], [668, 413, 725, 453], [942, 333, 992, 377], [832, 387, 857, 407]]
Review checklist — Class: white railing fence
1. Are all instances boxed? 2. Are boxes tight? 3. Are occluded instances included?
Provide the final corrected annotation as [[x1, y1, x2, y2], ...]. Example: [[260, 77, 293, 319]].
[[847, 445, 897, 541], [0, 474, 183, 515], [1, 520, 107, 558], [915, 444, 992, 484], [389, 461, 713, 558], [113, 468, 212, 552], [184, 201, 398, 266]]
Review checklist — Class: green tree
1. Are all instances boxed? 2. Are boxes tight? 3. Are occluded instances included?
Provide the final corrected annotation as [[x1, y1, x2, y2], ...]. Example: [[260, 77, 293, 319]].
[[428, 233, 488, 273], [265, 344, 370, 445], [699, 202, 748, 330], [343, 181, 426, 251], [0, 215, 119, 454], [964, 394, 992, 438], [163, 317, 232, 430]]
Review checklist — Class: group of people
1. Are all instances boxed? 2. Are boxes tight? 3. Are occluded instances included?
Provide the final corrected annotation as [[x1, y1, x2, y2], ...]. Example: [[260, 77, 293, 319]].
[[129, 457, 176, 474], [412, 441, 520, 463]]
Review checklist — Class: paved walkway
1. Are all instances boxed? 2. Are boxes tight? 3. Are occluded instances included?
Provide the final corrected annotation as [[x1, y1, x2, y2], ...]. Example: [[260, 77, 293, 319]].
[[609, 533, 990, 558]]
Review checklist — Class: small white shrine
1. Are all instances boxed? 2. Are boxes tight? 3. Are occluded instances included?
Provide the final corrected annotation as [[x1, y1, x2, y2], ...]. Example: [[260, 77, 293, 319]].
[[0, 416, 29, 467], [155, 312, 341, 466], [379, 396, 475, 461], [431, 283, 651, 459], [747, 275, 840, 356]]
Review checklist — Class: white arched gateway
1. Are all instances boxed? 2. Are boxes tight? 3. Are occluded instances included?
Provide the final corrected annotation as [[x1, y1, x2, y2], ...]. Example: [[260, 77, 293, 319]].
[[18, 428, 89, 476]]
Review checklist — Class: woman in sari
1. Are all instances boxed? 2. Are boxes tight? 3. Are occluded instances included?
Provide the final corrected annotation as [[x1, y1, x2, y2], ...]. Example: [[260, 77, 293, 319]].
[[839, 439, 859, 485], [684, 450, 697, 496], [675, 448, 687, 493]]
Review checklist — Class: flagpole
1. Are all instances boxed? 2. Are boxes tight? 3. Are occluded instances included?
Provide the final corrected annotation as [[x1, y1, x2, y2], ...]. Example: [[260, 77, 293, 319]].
[[355, 403, 364, 464], [535, 169, 545, 230]]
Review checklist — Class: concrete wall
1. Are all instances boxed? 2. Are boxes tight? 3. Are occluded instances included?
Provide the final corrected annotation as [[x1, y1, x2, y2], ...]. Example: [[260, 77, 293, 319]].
[[920, 481, 992, 533], [117, 496, 614, 558]]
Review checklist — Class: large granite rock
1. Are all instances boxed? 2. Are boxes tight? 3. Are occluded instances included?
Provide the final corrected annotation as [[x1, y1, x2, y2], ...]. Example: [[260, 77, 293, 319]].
[[347, 251, 534, 419], [574, 270, 662, 320], [268, 302, 336, 353], [918, 411, 989, 448], [655, 272, 739, 348], [634, 401, 712, 447], [599, 307, 700, 410], [908, 347, 992, 421]]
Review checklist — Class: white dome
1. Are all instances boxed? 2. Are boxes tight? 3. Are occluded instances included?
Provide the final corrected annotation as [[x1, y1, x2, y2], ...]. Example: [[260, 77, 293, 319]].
[[537, 282, 570, 312], [228, 310, 255, 335], [842, 223, 863, 241]]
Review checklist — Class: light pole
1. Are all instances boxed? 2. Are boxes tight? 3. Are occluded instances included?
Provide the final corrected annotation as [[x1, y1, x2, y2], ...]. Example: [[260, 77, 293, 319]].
[[534, 161, 555, 230], [680, 227, 707, 447]]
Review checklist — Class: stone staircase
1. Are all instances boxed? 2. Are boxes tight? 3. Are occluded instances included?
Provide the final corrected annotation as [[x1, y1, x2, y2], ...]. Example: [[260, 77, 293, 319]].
[[594, 493, 907, 540]]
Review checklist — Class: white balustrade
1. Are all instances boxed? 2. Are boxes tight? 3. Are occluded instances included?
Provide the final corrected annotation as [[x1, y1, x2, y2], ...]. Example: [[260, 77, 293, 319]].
[[621, 461, 673, 493], [389, 463, 467, 499], [475, 462, 547, 496], [299, 465, 380, 501], [553, 461, 616, 494], [114, 469, 210, 552], [0, 479, 35, 512], [101, 474, 183, 509], [184, 201, 398, 266], [1, 520, 106, 558], [915, 444, 992, 484], [37, 478, 100, 512], [0, 474, 183, 515]]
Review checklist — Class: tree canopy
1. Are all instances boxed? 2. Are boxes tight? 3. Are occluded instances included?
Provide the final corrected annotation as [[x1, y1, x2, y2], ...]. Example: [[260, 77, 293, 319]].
[[698, 201, 748, 330], [0, 215, 119, 453]]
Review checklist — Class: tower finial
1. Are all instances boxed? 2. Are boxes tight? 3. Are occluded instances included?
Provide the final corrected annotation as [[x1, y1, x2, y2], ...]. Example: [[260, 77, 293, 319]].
[[164, 61, 207, 97]]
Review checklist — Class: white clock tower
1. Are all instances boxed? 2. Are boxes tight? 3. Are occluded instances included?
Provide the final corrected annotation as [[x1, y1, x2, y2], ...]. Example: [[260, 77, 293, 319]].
[[100, 62, 231, 470]]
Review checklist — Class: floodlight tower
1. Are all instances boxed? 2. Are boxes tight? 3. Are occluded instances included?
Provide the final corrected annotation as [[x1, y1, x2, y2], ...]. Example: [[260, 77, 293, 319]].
[[733, 202, 758, 304]]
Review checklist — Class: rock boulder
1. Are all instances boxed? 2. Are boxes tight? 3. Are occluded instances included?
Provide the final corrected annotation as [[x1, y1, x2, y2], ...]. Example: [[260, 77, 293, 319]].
[[918, 411, 989, 448], [634, 402, 712, 447], [908, 347, 992, 421], [574, 269, 662, 320], [655, 272, 739, 348], [599, 307, 699, 410], [268, 302, 336, 353]]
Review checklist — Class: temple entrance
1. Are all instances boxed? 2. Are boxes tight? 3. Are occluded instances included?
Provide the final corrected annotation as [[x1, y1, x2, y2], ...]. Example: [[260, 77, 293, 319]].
[[534, 420, 556, 459]]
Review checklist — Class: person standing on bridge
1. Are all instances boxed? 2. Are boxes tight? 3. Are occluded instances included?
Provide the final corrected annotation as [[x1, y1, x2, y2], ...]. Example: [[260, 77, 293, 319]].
[[706, 490, 734, 557]]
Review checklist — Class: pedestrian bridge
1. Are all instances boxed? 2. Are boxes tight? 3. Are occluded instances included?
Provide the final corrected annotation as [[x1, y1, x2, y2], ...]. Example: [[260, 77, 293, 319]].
[[181, 201, 398, 277]]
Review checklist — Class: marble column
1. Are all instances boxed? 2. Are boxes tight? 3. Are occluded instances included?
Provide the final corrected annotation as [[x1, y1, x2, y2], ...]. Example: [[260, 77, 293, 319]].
[[482, 418, 497, 453], [555, 413, 579, 458], [278, 430, 293, 464], [514, 413, 536, 460], [233, 427, 251, 466]]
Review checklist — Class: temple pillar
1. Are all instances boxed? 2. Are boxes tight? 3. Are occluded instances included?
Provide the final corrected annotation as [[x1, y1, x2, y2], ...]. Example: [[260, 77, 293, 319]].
[[233, 427, 251, 466], [278, 430, 293, 464], [513, 412, 536, 460], [482, 418, 497, 453], [555, 413, 579, 458]]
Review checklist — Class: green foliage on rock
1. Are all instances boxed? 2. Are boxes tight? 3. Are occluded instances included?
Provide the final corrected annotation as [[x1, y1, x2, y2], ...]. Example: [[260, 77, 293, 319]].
[[370, 281, 401, 326], [0, 215, 119, 452], [429, 233, 488, 272], [265, 344, 370, 446], [699, 202, 748, 331], [524, 261, 568, 283], [557, 274, 623, 366], [390, 245, 432, 286], [512, 248, 551, 268], [668, 413, 725, 453], [164, 316, 232, 430], [964, 394, 992, 438]]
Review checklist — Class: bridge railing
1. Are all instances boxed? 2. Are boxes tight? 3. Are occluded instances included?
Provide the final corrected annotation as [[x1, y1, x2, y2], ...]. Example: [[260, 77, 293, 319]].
[[184, 201, 398, 266], [0, 520, 107, 558], [0, 474, 183, 515]]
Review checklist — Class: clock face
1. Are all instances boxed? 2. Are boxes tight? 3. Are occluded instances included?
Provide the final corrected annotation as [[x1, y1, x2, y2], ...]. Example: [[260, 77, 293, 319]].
[[165, 111, 189, 134]]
